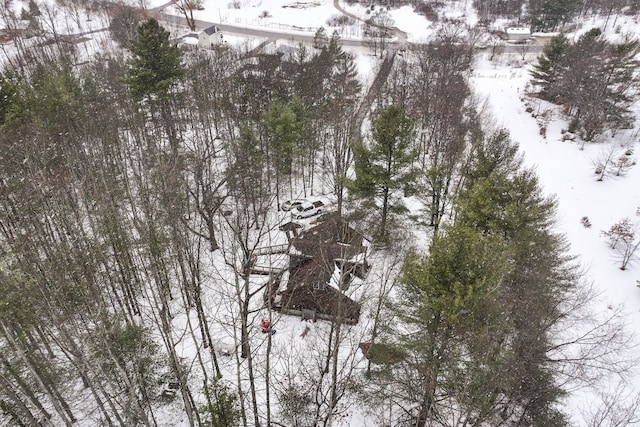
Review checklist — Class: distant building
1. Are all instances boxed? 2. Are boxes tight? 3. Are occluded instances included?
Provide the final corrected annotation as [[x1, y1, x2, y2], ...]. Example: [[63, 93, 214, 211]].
[[198, 25, 223, 48], [181, 33, 199, 47], [506, 27, 531, 41]]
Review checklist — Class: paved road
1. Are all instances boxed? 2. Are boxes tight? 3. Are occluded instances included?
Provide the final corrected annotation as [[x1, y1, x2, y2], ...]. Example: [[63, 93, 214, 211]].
[[55, 0, 548, 54], [159, 12, 368, 48], [155, 0, 551, 56], [501, 40, 547, 54], [159, 12, 546, 55]]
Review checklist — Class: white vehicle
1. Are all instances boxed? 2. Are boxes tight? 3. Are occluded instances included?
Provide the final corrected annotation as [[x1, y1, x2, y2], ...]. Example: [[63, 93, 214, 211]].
[[281, 198, 307, 211], [291, 200, 324, 219]]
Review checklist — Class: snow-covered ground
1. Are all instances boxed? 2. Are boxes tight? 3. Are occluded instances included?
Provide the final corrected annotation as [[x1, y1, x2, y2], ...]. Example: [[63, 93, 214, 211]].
[[173, 0, 640, 419], [101, 0, 640, 423], [3, 0, 640, 424], [150, 0, 438, 42], [471, 51, 640, 424]]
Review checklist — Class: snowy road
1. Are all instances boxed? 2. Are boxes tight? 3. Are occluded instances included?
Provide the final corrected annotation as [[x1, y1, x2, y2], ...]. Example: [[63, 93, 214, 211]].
[[157, 11, 544, 54]]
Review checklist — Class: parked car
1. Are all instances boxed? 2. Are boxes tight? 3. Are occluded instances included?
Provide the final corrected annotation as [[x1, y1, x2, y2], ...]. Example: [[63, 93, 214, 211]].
[[291, 200, 324, 219], [281, 198, 307, 211]]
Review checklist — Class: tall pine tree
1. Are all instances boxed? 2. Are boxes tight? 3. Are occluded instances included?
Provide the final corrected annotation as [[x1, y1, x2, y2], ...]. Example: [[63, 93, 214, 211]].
[[353, 104, 416, 241], [530, 29, 639, 141], [377, 131, 575, 426], [124, 19, 184, 101], [530, 33, 568, 102]]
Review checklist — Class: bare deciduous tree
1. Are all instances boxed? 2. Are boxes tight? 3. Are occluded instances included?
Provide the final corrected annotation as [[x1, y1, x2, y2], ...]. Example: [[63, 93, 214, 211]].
[[174, 0, 203, 32], [602, 217, 640, 270], [584, 381, 640, 427]]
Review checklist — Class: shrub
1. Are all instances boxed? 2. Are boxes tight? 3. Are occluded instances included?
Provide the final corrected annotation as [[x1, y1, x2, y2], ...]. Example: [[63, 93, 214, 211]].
[[326, 14, 355, 26], [602, 218, 633, 249], [567, 118, 579, 134], [200, 379, 239, 427], [413, 2, 438, 21], [602, 218, 640, 270]]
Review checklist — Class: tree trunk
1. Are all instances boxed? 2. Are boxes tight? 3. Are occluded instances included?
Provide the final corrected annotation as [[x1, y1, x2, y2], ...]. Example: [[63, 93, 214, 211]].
[[0, 374, 41, 426], [380, 185, 390, 240], [1, 323, 75, 427]]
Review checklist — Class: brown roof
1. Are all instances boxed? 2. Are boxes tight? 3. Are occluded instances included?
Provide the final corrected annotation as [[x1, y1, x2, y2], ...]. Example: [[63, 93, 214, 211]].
[[296, 218, 363, 246], [291, 219, 366, 261], [280, 276, 360, 321], [289, 259, 332, 289], [279, 221, 303, 232], [273, 218, 368, 323]]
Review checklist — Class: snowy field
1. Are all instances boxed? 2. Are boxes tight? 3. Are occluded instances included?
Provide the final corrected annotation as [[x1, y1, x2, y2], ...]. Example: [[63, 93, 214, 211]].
[[149, 0, 436, 42], [471, 52, 640, 424]]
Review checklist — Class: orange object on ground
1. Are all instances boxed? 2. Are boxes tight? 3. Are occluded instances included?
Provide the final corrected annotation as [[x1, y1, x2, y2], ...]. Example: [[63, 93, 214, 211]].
[[261, 319, 271, 333]]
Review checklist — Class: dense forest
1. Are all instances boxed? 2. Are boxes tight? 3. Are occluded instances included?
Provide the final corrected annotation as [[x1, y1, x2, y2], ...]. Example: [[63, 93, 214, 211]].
[[1, 0, 640, 425]]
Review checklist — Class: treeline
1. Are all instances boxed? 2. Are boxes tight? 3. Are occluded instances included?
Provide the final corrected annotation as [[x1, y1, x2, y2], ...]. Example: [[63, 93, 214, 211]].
[[531, 28, 640, 142], [368, 132, 581, 425], [474, 0, 640, 30], [0, 12, 635, 427], [0, 18, 367, 426], [347, 0, 640, 31]]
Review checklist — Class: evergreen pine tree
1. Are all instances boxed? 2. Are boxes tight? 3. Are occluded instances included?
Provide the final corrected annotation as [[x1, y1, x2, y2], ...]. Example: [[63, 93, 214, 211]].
[[381, 130, 574, 426], [530, 0, 579, 32], [201, 379, 239, 427], [0, 72, 21, 127], [457, 131, 571, 424], [124, 19, 184, 101], [530, 29, 639, 141], [262, 98, 305, 176], [530, 33, 568, 102], [326, 51, 361, 114], [313, 26, 328, 50], [390, 219, 513, 426], [353, 104, 416, 240]]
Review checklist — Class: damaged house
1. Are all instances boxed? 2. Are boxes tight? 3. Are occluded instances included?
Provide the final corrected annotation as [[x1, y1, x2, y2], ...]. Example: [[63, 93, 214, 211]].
[[268, 218, 370, 324]]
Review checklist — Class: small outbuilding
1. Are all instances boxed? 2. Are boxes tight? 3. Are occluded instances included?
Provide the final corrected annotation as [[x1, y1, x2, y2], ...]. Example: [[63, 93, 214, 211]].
[[198, 25, 223, 48], [178, 33, 200, 51]]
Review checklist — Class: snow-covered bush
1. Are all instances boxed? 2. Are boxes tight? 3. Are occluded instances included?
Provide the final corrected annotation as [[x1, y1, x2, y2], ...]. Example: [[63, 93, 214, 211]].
[[602, 218, 640, 270]]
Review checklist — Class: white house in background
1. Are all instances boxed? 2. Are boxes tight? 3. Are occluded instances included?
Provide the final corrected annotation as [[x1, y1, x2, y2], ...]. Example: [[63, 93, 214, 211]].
[[198, 25, 223, 48], [506, 27, 531, 41]]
